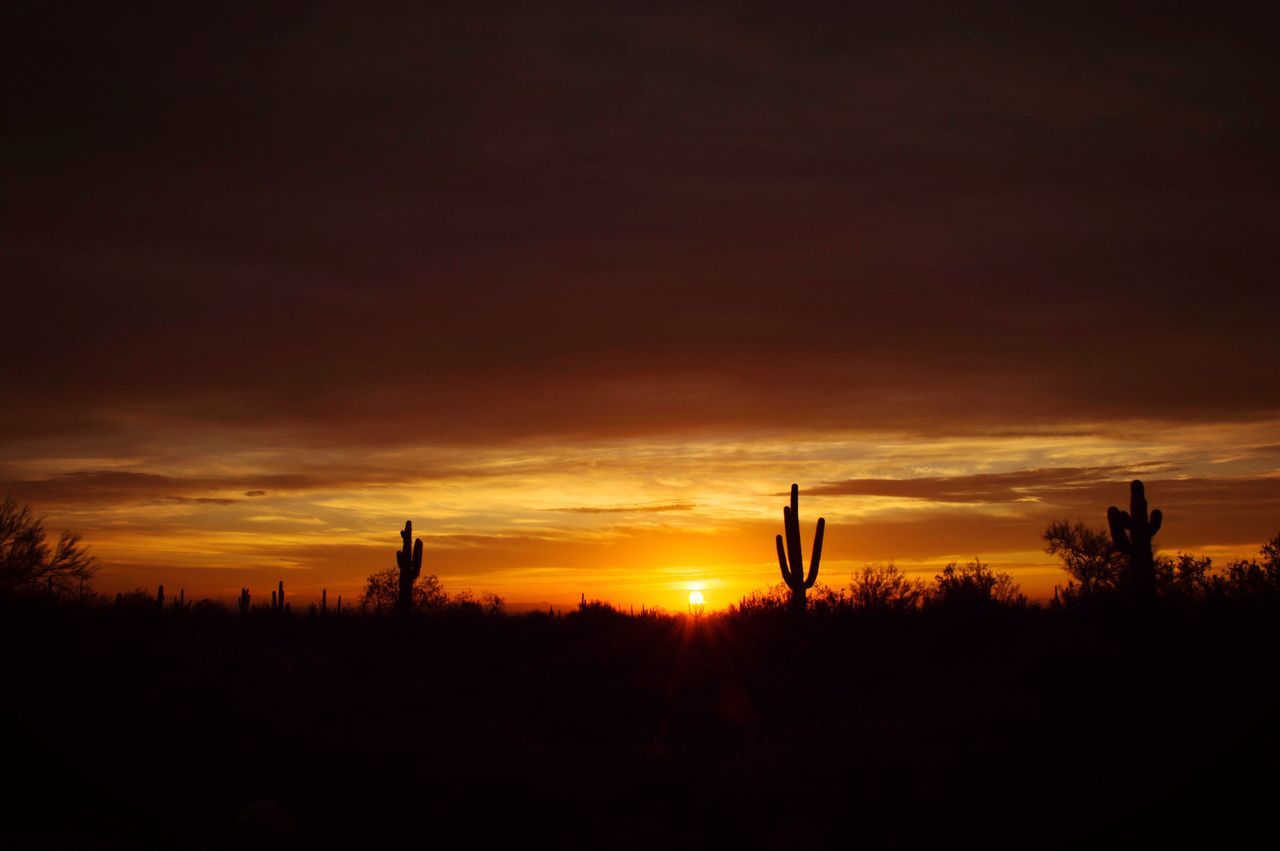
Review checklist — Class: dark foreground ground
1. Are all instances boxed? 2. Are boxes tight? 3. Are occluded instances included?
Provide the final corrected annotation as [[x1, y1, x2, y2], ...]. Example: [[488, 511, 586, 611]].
[[5, 601, 1279, 849]]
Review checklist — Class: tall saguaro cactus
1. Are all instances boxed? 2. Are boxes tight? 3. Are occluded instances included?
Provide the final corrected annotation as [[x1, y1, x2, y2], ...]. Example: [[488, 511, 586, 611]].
[[396, 520, 424, 616], [775, 483, 826, 613], [1107, 479, 1163, 600]]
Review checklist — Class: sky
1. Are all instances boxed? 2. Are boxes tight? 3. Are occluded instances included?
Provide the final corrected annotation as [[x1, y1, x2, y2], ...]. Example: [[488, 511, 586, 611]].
[[2, 2, 1278, 610]]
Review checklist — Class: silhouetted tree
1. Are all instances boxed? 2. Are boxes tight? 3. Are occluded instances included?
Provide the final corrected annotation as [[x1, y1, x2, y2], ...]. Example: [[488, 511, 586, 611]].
[[1155, 552, 1215, 601], [1044, 519, 1124, 601], [360, 567, 447, 614], [850, 563, 925, 613], [774, 483, 825, 613], [445, 589, 507, 616], [1218, 533, 1280, 602], [926, 559, 1025, 609], [0, 495, 96, 599], [479, 591, 506, 615]]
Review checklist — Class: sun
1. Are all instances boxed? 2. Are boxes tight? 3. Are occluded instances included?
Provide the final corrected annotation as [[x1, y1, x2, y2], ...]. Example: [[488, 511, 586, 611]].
[[688, 590, 706, 614]]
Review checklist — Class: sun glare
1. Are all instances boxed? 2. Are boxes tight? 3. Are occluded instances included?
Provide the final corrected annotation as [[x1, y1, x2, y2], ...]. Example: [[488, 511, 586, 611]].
[[688, 590, 706, 615]]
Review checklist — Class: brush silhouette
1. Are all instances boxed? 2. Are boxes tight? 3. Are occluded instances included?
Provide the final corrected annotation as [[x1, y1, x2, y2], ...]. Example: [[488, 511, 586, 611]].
[[1107, 479, 1163, 600], [775, 483, 825, 613]]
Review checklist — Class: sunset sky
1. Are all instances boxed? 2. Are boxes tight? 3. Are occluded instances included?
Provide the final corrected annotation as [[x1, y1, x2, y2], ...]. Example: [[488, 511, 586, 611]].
[[3, 3, 1277, 610]]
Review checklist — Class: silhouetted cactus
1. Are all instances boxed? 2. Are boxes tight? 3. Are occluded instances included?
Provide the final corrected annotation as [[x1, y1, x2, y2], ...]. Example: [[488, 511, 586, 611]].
[[396, 521, 423, 616], [1107, 479, 1163, 600], [238, 588, 250, 614], [277, 580, 285, 612], [775, 483, 825, 613], [157, 585, 165, 610], [321, 588, 327, 615]]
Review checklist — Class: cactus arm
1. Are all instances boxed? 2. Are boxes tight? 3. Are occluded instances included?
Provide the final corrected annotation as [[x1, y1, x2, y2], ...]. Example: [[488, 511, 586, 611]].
[[776, 534, 792, 584], [411, 538, 424, 580], [805, 516, 825, 588], [784, 506, 803, 579], [1107, 507, 1132, 554], [1149, 509, 1163, 537]]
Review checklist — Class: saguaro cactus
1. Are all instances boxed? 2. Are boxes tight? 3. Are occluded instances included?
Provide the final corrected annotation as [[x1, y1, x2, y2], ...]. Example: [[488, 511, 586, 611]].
[[238, 588, 251, 614], [1107, 479, 1163, 600], [396, 520, 423, 616], [775, 483, 826, 613]]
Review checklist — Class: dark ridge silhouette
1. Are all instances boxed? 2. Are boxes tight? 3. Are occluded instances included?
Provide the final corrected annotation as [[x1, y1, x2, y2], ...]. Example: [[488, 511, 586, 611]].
[[395, 520, 424, 616], [1108, 479, 1163, 600], [774, 483, 825, 613]]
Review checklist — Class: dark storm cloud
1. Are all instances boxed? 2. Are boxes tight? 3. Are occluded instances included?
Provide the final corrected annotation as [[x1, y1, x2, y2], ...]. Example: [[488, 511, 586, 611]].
[[2, 2, 1277, 447]]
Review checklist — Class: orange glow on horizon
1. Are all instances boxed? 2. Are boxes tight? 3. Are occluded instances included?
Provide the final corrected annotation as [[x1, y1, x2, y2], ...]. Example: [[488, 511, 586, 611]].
[[7, 420, 1278, 610]]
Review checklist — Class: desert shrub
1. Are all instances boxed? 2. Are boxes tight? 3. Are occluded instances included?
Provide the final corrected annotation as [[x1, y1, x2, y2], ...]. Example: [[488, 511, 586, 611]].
[[567, 595, 624, 620], [359, 567, 448, 614], [850, 563, 925, 614], [802, 583, 848, 614], [115, 588, 160, 610], [191, 598, 229, 615], [1216, 533, 1280, 602], [443, 590, 506, 616], [1154, 552, 1215, 601], [926, 559, 1026, 609], [728, 584, 790, 615]]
